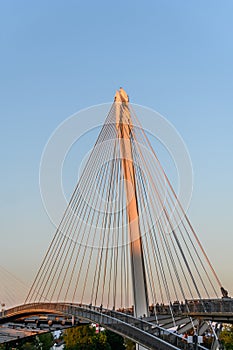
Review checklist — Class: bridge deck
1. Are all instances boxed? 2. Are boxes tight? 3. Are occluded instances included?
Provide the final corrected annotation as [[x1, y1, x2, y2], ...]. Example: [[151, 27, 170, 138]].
[[0, 302, 206, 350], [1, 300, 233, 348]]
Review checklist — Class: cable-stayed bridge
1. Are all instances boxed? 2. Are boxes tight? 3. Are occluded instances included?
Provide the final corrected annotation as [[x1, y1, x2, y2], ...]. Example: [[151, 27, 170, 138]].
[[1, 88, 232, 349], [0, 266, 28, 307]]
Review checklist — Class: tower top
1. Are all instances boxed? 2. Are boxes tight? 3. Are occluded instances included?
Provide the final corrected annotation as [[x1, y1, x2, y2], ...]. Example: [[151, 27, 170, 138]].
[[114, 87, 129, 103]]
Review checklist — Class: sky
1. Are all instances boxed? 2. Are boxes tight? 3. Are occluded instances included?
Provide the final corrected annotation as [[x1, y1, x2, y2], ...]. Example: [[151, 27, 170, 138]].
[[0, 0, 233, 303]]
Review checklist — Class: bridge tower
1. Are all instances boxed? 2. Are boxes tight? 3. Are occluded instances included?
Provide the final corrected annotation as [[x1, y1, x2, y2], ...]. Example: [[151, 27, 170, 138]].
[[115, 88, 149, 321], [115, 88, 149, 350]]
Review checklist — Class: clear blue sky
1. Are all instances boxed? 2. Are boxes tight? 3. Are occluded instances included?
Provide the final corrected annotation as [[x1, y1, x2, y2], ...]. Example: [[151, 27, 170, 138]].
[[0, 0, 233, 299]]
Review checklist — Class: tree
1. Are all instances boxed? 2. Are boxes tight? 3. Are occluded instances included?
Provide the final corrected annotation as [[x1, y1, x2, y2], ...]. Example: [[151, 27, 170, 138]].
[[64, 325, 110, 350], [64, 325, 130, 350], [124, 338, 136, 350], [104, 330, 125, 350], [220, 325, 233, 350], [64, 325, 94, 349], [37, 333, 54, 349], [93, 331, 111, 350], [21, 343, 35, 350]]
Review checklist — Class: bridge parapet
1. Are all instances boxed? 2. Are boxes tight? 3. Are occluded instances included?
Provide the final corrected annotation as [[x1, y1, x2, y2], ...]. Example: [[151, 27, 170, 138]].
[[185, 298, 233, 314], [0, 302, 208, 350]]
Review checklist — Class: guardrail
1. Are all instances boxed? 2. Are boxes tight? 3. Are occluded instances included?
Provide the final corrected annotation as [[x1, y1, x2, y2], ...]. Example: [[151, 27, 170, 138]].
[[0, 302, 210, 350], [185, 298, 233, 313]]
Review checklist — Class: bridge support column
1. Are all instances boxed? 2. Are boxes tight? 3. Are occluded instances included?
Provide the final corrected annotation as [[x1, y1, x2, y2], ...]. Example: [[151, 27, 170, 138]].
[[115, 88, 148, 350]]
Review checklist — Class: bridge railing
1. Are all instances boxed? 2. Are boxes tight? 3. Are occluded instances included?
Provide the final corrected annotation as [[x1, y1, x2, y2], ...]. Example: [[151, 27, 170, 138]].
[[74, 304, 190, 350], [185, 298, 233, 314], [1, 302, 208, 350]]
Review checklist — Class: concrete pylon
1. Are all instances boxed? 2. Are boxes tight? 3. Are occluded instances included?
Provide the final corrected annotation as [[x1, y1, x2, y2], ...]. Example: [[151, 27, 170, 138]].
[[115, 88, 149, 350]]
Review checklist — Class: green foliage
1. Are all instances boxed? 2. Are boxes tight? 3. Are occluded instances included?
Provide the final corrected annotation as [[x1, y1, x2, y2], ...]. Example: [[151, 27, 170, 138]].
[[64, 325, 94, 349], [64, 325, 111, 349], [64, 325, 126, 350], [105, 330, 125, 350], [93, 331, 111, 350], [124, 338, 136, 350], [220, 325, 233, 350], [21, 342, 35, 350], [37, 333, 54, 349], [1, 326, 131, 350]]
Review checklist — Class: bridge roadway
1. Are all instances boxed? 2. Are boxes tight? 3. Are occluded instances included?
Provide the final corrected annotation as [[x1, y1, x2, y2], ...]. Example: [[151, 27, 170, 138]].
[[0, 302, 209, 350], [1, 299, 233, 349], [184, 298, 233, 323]]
